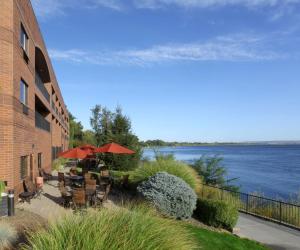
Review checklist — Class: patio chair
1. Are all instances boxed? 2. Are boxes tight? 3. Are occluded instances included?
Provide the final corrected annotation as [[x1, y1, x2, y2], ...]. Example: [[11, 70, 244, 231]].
[[96, 184, 111, 205], [59, 184, 72, 208], [85, 181, 97, 206], [72, 188, 86, 210], [70, 167, 78, 176], [58, 172, 65, 183], [39, 169, 52, 182], [19, 177, 41, 202], [84, 173, 91, 181]]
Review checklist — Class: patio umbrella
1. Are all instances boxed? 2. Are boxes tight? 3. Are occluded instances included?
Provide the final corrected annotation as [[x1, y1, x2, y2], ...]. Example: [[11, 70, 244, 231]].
[[95, 142, 135, 154], [80, 144, 97, 155], [59, 147, 88, 159]]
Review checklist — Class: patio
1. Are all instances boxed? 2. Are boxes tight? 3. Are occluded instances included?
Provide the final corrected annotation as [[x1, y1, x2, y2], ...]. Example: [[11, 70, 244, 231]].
[[17, 174, 117, 222]]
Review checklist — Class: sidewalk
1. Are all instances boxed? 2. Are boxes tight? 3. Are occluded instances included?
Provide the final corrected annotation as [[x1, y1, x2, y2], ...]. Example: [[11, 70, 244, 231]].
[[236, 213, 300, 250]]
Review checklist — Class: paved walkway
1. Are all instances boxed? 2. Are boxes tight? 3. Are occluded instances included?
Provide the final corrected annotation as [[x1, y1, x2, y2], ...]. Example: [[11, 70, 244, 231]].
[[17, 180, 71, 221], [237, 213, 300, 250]]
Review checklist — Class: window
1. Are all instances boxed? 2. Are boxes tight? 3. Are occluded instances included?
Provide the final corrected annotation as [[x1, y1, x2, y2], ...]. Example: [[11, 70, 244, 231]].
[[20, 24, 28, 54], [20, 79, 28, 106], [38, 153, 42, 169], [20, 156, 28, 180]]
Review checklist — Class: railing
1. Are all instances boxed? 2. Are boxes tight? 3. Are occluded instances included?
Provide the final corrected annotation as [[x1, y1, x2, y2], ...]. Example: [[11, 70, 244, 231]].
[[200, 184, 300, 230], [35, 112, 50, 132], [35, 73, 50, 103]]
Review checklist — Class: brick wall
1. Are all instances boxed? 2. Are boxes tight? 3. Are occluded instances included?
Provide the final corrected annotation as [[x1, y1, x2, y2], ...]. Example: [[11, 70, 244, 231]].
[[0, 0, 69, 196]]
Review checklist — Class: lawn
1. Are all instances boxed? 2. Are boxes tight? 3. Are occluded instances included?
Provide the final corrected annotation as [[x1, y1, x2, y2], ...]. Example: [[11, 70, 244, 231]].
[[187, 225, 269, 250]]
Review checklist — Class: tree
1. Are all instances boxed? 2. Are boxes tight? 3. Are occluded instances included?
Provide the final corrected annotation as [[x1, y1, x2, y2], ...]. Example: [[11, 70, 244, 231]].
[[69, 112, 84, 148], [192, 155, 239, 192], [82, 130, 97, 146], [90, 105, 142, 171]]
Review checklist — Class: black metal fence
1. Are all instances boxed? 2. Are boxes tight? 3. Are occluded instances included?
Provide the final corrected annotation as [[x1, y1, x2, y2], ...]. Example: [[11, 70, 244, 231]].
[[200, 184, 300, 229]]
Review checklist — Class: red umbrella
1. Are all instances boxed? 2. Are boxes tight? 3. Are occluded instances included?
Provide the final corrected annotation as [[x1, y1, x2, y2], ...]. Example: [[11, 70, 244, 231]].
[[80, 144, 97, 150], [59, 147, 88, 159], [79, 144, 97, 155], [95, 142, 135, 154]]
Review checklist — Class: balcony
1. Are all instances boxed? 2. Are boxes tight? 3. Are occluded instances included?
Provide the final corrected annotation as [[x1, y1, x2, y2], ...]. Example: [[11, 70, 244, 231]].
[[35, 73, 50, 103], [35, 111, 50, 132]]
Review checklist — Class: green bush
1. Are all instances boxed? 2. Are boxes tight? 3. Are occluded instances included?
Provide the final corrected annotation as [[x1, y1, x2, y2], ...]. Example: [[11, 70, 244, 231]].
[[0, 222, 17, 249], [52, 158, 68, 171], [137, 172, 197, 219], [194, 198, 238, 231], [22, 205, 197, 250], [132, 158, 202, 193]]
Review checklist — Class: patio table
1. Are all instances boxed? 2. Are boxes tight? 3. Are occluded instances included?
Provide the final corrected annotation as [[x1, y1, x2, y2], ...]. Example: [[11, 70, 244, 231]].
[[68, 175, 84, 187]]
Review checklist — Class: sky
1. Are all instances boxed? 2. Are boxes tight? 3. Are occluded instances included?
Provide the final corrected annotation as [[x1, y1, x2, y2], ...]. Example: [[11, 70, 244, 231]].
[[31, 0, 300, 142]]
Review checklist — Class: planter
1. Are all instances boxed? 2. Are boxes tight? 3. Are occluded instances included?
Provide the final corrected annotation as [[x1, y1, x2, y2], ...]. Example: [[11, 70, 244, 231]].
[[0, 192, 8, 217]]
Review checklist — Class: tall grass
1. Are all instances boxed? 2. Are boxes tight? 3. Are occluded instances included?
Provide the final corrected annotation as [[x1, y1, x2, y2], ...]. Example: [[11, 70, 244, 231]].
[[132, 158, 202, 193], [0, 222, 17, 249], [22, 205, 197, 250]]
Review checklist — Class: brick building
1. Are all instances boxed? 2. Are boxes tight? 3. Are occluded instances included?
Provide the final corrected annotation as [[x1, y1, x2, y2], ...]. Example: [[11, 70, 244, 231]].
[[0, 0, 69, 195]]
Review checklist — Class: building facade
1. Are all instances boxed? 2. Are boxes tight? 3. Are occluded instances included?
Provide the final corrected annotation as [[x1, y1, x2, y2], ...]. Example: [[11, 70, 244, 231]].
[[0, 0, 69, 195]]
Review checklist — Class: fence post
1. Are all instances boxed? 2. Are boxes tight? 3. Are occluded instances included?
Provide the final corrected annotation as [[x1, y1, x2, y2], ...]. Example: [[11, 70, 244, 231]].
[[246, 194, 249, 212], [279, 201, 282, 223]]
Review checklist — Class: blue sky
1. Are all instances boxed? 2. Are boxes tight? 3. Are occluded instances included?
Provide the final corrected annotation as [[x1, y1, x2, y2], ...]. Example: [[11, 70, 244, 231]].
[[31, 0, 300, 142]]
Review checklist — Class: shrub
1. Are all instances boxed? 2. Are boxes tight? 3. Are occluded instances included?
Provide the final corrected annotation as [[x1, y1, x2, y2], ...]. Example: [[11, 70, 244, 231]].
[[132, 158, 202, 193], [22, 205, 197, 250], [194, 198, 238, 231], [137, 172, 197, 219], [0, 222, 17, 249], [52, 158, 68, 171]]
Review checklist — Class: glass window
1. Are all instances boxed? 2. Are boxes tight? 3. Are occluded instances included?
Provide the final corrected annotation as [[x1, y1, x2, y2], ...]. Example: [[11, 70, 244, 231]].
[[38, 153, 42, 169], [20, 79, 28, 105], [20, 24, 28, 53], [20, 156, 28, 180]]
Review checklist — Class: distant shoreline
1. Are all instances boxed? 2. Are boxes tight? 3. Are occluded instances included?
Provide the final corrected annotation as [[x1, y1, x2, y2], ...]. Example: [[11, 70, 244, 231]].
[[141, 141, 300, 148]]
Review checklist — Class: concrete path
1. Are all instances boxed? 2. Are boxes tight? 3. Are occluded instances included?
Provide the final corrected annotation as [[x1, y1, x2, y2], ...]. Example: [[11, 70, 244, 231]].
[[236, 213, 300, 250]]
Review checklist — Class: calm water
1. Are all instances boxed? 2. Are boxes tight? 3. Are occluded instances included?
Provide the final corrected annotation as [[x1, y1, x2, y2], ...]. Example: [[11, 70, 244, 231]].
[[143, 145, 300, 200]]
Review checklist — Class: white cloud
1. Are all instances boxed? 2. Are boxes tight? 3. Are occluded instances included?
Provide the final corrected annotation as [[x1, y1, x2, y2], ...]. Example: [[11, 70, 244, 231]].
[[49, 34, 283, 66], [31, 0, 300, 18], [134, 0, 300, 9], [31, 0, 124, 18]]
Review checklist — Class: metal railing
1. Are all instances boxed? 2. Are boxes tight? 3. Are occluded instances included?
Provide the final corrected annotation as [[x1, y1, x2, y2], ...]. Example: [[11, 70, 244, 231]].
[[35, 112, 50, 132], [200, 184, 300, 230], [35, 73, 50, 103]]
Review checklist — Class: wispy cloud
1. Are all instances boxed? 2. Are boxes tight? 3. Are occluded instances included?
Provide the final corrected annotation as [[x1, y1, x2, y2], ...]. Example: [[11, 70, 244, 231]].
[[134, 0, 300, 9], [49, 34, 285, 66], [31, 0, 300, 18], [31, 0, 124, 18]]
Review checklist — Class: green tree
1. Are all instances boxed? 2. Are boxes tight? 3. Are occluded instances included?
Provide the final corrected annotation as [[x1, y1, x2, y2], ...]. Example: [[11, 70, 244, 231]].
[[90, 105, 113, 146], [192, 155, 239, 192], [82, 130, 97, 146], [69, 112, 84, 148], [90, 105, 142, 171]]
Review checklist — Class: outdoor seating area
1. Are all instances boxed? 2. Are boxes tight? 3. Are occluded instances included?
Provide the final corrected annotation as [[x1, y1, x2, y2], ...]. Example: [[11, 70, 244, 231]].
[[17, 143, 133, 213], [58, 169, 112, 209]]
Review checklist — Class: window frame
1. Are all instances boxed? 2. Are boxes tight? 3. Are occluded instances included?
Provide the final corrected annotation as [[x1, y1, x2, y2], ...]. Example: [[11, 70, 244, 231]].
[[20, 79, 28, 106], [38, 153, 42, 169], [20, 156, 28, 180], [20, 24, 29, 54]]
